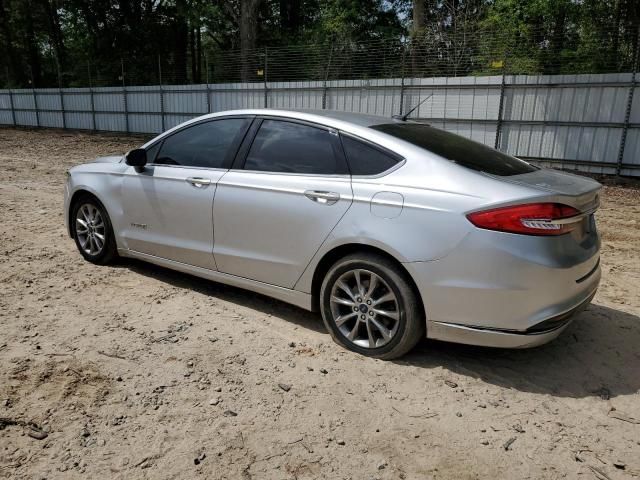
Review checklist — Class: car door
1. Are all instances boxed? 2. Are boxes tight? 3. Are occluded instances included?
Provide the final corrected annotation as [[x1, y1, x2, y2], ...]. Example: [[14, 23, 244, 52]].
[[120, 117, 251, 269], [213, 118, 353, 288]]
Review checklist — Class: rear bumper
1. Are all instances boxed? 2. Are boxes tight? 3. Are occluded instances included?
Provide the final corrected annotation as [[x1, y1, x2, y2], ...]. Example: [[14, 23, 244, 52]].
[[403, 227, 601, 347], [425, 289, 596, 348]]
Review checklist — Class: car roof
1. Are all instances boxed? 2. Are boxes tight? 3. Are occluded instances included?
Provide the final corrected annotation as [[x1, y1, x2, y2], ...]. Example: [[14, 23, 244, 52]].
[[198, 109, 395, 129]]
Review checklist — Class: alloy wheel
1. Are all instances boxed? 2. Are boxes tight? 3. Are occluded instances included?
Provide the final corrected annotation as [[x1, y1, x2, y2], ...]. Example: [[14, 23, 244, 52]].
[[75, 203, 106, 256], [329, 268, 400, 348]]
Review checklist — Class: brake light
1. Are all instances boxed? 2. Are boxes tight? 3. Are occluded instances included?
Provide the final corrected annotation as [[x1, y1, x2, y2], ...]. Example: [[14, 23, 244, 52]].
[[467, 203, 581, 236]]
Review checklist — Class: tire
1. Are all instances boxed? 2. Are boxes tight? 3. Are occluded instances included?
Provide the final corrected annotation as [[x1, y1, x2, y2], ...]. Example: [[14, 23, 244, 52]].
[[70, 194, 118, 265], [320, 253, 425, 360]]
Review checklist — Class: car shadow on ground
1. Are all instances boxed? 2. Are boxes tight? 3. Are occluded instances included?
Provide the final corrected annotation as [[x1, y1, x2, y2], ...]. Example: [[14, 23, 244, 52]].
[[401, 304, 640, 399], [120, 259, 640, 400], [121, 259, 326, 334]]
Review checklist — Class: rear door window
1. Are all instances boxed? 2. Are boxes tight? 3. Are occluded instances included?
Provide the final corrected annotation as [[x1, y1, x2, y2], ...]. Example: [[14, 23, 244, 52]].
[[243, 120, 346, 175], [155, 118, 250, 169], [370, 123, 537, 176], [341, 135, 401, 175]]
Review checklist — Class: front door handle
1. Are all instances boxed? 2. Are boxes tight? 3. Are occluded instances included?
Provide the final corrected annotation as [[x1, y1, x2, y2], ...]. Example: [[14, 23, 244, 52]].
[[304, 190, 340, 205], [186, 177, 212, 188]]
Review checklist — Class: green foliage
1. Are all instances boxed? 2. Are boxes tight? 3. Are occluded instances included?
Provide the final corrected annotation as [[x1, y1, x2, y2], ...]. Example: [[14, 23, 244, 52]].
[[0, 0, 638, 88]]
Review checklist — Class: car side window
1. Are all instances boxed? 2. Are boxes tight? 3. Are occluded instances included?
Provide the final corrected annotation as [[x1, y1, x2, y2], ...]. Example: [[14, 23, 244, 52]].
[[341, 135, 401, 175], [155, 118, 249, 169], [244, 120, 343, 174], [145, 142, 161, 163]]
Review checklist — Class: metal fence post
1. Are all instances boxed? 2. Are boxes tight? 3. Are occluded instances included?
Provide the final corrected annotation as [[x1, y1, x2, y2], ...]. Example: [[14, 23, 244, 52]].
[[399, 40, 407, 116], [616, 28, 639, 176], [59, 87, 66, 129], [205, 56, 211, 113], [5, 67, 16, 125], [158, 55, 165, 132], [57, 56, 66, 129], [32, 89, 40, 127], [30, 68, 40, 127], [264, 47, 268, 108], [8, 88, 16, 126], [88, 61, 96, 131], [494, 52, 508, 150], [121, 58, 129, 133], [322, 44, 334, 110]]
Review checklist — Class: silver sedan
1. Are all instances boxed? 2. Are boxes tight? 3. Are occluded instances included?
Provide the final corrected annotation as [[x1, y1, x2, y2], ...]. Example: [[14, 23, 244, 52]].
[[64, 109, 602, 359]]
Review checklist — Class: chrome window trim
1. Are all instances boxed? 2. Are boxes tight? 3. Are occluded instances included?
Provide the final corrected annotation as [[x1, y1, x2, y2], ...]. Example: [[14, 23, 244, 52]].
[[144, 163, 230, 173], [347, 159, 407, 180], [226, 169, 352, 179]]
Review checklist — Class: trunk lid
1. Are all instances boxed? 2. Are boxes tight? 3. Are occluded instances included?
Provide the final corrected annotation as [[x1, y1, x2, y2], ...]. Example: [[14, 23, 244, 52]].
[[496, 168, 601, 212]]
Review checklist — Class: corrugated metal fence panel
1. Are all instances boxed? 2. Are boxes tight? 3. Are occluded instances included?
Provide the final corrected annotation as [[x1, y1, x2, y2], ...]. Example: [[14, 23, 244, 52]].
[[8, 90, 37, 126], [61, 88, 93, 130], [161, 84, 210, 130], [35, 89, 63, 128], [501, 73, 632, 175], [405, 76, 502, 147], [0, 73, 638, 176], [622, 84, 640, 176], [126, 86, 163, 133], [0, 91, 12, 124], [269, 81, 324, 110], [210, 83, 265, 112]]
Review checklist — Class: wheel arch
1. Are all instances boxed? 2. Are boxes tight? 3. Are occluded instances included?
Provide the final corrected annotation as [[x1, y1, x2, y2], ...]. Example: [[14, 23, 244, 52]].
[[309, 243, 425, 321], [68, 188, 110, 239]]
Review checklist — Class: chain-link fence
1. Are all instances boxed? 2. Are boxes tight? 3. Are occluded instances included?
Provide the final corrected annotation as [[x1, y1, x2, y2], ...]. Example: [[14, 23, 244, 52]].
[[2, 26, 639, 88], [1, 28, 639, 176]]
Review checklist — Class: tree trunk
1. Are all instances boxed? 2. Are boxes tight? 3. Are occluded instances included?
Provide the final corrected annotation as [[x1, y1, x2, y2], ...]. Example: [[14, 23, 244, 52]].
[[240, 0, 261, 82], [196, 23, 202, 83], [23, 0, 42, 86], [173, 0, 188, 83], [0, 0, 26, 86], [411, 0, 427, 76], [547, 5, 567, 74], [40, 0, 66, 86], [412, 0, 426, 35], [279, 0, 301, 38], [190, 23, 196, 82]]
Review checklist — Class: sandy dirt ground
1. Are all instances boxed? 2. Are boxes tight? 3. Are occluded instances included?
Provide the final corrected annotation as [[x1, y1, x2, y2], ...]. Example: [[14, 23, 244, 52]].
[[0, 127, 639, 480]]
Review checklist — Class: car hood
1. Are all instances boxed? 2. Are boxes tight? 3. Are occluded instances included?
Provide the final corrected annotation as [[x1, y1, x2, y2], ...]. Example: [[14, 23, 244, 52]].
[[94, 155, 124, 164]]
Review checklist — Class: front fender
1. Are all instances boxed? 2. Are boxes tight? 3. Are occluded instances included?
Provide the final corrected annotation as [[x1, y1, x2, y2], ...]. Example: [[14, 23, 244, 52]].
[[65, 164, 126, 247]]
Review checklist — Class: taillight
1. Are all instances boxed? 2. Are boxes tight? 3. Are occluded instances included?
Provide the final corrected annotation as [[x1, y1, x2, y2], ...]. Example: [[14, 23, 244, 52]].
[[467, 203, 581, 236]]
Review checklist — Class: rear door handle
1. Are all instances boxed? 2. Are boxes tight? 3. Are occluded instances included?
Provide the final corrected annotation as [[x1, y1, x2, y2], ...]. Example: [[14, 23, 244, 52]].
[[304, 190, 340, 205], [186, 177, 212, 188]]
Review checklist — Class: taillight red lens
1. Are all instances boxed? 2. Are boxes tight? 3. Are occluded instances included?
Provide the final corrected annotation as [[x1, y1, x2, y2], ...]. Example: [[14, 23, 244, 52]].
[[467, 203, 581, 236]]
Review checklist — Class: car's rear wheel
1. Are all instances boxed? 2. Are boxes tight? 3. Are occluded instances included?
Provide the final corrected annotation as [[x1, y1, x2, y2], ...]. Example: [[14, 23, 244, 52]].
[[71, 194, 118, 265], [320, 253, 424, 359]]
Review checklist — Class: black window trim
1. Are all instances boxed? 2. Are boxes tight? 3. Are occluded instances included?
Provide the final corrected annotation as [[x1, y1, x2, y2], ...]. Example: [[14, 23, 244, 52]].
[[143, 115, 255, 171], [232, 115, 350, 177], [338, 131, 406, 178]]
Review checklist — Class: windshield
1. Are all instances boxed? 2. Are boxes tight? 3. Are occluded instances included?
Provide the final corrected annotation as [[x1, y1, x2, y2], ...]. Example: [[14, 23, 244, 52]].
[[370, 123, 537, 176]]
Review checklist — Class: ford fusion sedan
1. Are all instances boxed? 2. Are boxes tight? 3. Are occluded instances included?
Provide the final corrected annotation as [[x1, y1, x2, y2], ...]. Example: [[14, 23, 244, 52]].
[[64, 109, 601, 359]]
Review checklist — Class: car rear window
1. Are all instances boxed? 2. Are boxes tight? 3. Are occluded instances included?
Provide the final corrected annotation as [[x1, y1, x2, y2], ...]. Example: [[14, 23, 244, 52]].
[[370, 123, 537, 176]]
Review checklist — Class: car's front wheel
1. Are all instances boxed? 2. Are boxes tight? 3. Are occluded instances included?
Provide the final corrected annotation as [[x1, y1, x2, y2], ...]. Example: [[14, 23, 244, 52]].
[[320, 253, 424, 359], [71, 194, 118, 265]]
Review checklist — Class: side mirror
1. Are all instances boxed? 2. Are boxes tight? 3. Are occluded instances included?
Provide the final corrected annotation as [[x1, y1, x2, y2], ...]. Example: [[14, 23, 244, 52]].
[[125, 148, 147, 172]]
